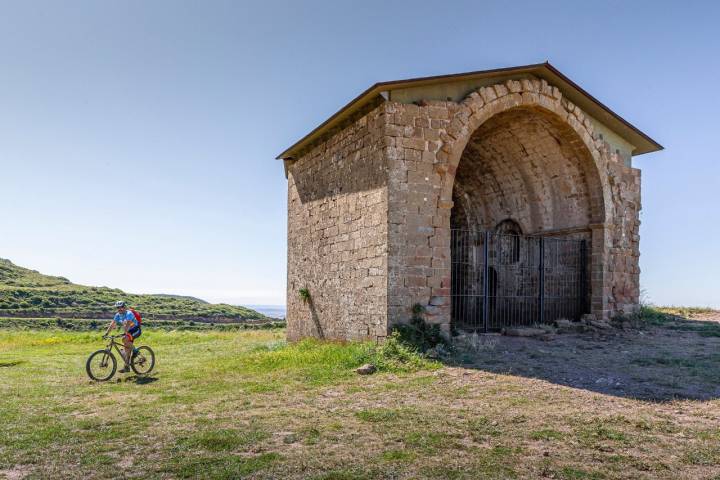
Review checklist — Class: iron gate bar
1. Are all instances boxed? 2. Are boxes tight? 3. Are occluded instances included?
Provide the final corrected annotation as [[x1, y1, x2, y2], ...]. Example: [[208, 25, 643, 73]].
[[450, 228, 589, 331], [539, 237, 545, 326], [482, 230, 489, 333]]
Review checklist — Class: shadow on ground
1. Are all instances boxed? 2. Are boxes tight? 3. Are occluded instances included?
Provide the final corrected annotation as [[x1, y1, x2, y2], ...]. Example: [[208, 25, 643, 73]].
[[453, 313, 720, 402], [121, 375, 159, 385]]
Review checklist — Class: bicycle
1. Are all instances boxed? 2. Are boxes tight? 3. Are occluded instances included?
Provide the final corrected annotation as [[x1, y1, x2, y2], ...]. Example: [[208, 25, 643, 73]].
[[86, 334, 156, 381]]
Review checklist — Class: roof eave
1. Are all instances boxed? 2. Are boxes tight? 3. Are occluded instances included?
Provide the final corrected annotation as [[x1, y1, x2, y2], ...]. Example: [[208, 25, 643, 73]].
[[277, 62, 663, 160]]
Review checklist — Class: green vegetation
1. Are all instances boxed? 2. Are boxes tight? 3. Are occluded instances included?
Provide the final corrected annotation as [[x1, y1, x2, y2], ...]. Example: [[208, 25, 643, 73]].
[[1, 326, 719, 478], [0, 328, 436, 478], [390, 304, 447, 353], [0, 316, 285, 332], [0, 258, 269, 321], [298, 287, 311, 303], [657, 306, 715, 317], [632, 305, 720, 337]]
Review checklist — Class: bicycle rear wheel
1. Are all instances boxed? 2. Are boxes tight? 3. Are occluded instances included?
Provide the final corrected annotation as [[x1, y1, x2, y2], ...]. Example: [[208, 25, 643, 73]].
[[131, 346, 155, 375], [86, 349, 117, 381]]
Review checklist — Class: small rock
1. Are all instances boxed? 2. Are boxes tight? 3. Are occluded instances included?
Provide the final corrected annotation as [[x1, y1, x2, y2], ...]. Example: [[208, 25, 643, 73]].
[[589, 320, 611, 330], [503, 327, 546, 337], [428, 296, 448, 307], [554, 318, 573, 328], [356, 363, 376, 375]]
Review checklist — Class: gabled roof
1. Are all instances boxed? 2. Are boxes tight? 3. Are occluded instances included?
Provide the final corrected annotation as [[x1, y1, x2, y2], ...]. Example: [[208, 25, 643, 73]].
[[276, 62, 663, 161]]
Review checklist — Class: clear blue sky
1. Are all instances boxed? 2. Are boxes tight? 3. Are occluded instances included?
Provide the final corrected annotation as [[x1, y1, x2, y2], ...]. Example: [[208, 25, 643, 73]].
[[1, 1, 718, 308]]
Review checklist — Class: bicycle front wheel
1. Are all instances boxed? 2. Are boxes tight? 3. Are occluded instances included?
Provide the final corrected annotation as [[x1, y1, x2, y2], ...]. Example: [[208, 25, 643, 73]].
[[86, 349, 117, 381], [131, 346, 155, 375]]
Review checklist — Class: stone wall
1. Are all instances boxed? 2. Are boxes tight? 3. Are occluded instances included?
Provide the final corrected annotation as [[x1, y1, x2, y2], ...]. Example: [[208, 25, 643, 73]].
[[384, 77, 641, 331], [285, 75, 643, 340], [605, 157, 642, 314], [286, 105, 389, 341]]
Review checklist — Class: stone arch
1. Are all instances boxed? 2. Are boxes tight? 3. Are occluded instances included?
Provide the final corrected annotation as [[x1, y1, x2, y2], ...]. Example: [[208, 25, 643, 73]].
[[437, 78, 612, 317], [438, 79, 610, 225]]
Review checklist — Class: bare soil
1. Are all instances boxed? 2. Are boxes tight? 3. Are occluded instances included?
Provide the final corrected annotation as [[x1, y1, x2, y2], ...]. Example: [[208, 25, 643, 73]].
[[457, 312, 720, 401]]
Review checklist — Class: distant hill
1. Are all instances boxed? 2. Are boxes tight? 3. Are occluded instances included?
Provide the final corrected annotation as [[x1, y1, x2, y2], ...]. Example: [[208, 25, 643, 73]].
[[152, 293, 210, 304], [0, 258, 268, 321]]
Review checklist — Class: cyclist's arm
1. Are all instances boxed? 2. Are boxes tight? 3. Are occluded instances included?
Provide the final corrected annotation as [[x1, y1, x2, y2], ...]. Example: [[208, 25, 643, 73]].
[[104, 319, 116, 336], [121, 312, 134, 332]]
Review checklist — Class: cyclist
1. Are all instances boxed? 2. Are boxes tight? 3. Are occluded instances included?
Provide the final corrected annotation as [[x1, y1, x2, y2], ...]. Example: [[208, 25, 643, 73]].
[[104, 301, 142, 373]]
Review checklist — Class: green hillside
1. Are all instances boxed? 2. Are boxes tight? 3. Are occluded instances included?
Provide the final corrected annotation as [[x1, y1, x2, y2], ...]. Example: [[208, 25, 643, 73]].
[[0, 258, 268, 320]]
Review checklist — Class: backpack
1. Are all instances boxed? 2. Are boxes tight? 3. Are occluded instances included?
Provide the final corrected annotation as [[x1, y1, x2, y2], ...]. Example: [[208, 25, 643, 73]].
[[129, 308, 143, 327]]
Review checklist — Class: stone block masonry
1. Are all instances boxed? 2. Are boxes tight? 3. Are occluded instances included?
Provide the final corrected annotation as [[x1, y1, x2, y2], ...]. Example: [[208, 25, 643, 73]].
[[286, 106, 390, 341], [283, 67, 656, 341]]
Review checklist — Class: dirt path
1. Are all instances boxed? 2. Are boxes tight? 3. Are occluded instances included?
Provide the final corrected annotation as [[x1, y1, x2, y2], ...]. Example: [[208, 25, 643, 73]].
[[459, 313, 720, 401]]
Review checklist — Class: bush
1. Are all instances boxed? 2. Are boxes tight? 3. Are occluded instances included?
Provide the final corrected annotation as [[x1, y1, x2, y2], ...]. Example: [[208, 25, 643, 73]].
[[390, 304, 448, 353], [362, 331, 437, 373]]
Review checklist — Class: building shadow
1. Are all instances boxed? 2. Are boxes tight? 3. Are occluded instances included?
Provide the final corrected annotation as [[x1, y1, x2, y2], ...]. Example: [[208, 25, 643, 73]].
[[449, 314, 720, 402], [307, 299, 325, 340]]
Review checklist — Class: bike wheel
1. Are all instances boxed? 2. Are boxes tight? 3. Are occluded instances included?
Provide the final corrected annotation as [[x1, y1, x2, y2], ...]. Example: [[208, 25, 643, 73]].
[[131, 346, 155, 375], [86, 349, 117, 381]]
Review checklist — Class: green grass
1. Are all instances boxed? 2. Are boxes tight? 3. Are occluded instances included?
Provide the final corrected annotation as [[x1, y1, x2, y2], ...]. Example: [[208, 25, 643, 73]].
[[530, 428, 564, 441], [633, 306, 720, 337], [0, 328, 439, 478], [657, 306, 715, 317], [1, 326, 720, 479], [0, 316, 286, 332], [165, 452, 282, 479], [0, 257, 269, 320]]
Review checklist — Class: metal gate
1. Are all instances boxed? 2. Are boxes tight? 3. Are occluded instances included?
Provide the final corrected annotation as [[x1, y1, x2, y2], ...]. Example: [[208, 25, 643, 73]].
[[450, 229, 588, 332]]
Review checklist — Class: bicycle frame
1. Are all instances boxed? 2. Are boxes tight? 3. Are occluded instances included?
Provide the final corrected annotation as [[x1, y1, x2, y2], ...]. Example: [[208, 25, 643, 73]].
[[104, 335, 132, 366]]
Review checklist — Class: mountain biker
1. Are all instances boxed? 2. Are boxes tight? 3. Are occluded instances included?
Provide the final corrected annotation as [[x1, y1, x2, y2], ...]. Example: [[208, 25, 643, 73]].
[[104, 301, 142, 373]]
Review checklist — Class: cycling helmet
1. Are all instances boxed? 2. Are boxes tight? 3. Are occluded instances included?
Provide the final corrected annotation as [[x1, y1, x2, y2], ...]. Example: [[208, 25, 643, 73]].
[[114, 301, 126, 308]]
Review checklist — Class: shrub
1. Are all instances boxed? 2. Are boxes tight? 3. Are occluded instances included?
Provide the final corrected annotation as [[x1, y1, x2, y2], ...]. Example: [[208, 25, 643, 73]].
[[363, 331, 437, 372], [390, 303, 447, 353]]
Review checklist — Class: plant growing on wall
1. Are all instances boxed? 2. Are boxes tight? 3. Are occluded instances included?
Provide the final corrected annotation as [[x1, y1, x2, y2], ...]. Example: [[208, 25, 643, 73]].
[[298, 287, 311, 304]]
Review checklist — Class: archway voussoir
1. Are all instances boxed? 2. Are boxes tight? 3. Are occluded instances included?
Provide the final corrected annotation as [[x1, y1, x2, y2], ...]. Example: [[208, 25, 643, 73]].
[[573, 108, 585, 125], [464, 92, 485, 113], [479, 86, 498, 103], [506, 79, 522, 93], [493, 83, 509, 98], [500, 93, 523, 110], [520, 78, 537, 92], [521, 91, 540, 106]]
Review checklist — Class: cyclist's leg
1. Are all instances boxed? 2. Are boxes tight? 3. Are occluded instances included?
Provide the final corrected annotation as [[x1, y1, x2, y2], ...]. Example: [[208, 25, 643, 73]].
[[122, 335, 133, 365]]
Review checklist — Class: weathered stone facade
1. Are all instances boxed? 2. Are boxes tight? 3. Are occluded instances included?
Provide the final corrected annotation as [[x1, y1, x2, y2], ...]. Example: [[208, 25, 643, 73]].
[[284, 67, 655, 341], [286, 106, 389, 341]]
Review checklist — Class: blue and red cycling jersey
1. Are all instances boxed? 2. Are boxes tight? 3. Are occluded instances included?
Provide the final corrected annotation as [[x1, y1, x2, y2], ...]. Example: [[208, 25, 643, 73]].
[[114, 310, 139, 328], [114, 310, 141, 341]]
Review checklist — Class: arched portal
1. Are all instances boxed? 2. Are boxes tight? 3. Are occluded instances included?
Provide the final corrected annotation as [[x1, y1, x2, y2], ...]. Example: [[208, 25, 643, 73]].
[[451, 106, 604, 232], [448, 105, 605, 331]]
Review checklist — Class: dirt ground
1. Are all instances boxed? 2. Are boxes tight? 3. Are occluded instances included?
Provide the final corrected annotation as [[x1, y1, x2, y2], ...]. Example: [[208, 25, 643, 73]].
[[457, 311, 720, 401]]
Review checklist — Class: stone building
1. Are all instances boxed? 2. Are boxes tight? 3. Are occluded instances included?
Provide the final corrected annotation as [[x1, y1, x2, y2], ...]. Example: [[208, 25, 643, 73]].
[[278, 63, 662, 341]]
